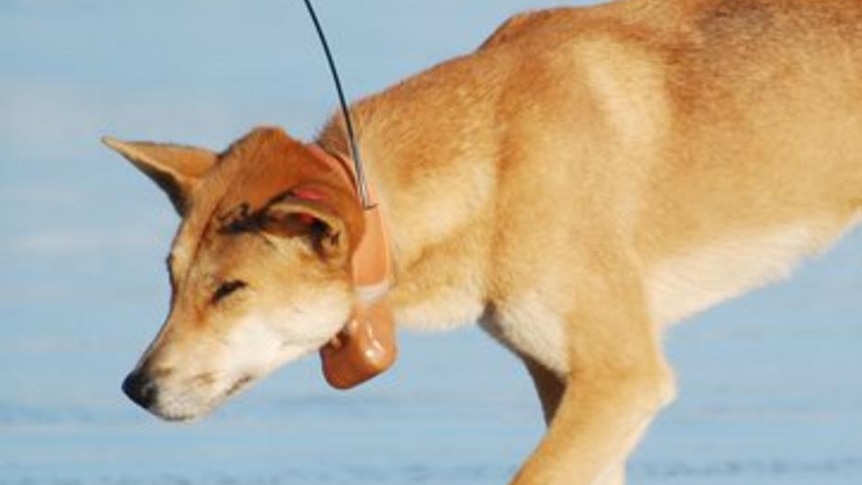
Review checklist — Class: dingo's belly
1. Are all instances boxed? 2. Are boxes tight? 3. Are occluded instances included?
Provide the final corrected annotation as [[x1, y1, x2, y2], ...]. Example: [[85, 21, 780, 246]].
[[647, 222, 846, 326]]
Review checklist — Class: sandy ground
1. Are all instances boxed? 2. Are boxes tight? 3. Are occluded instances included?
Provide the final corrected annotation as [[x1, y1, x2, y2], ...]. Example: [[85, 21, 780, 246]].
[[1, 1, 860, 484]]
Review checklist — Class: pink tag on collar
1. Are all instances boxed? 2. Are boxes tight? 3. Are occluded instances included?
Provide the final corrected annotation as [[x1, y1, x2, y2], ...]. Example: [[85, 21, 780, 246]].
[[291, 187, 326, 202]]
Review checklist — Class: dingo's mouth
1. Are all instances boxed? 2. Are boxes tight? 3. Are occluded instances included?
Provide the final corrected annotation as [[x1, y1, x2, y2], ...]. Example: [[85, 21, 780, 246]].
[[224, 375, 255, 398], [122, 368, 262, 422]]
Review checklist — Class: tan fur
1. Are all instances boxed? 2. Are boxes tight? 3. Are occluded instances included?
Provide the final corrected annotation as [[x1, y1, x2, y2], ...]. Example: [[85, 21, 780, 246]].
[[109, 0, 862, 483]]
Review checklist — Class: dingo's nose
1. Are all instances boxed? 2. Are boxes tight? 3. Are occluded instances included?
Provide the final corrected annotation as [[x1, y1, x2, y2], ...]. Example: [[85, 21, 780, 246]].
[[122, 371, 158, 410]]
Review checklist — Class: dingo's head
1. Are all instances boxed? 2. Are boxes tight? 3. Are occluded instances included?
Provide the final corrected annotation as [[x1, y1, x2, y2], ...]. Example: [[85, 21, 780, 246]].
[[106, 127, 366, 421]]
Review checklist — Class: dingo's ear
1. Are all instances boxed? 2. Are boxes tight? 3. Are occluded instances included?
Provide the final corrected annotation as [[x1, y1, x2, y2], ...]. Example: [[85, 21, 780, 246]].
[[102, 136, 217, 215], [260, 191, 355, 267]]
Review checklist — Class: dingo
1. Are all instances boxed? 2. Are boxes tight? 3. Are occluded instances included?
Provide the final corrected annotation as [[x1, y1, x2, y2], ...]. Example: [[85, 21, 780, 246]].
[[107, 1, 862, 483]]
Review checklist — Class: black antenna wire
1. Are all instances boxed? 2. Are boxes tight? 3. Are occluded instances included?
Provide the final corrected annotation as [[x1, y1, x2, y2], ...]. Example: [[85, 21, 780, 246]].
[[302, 0, 373, 209]]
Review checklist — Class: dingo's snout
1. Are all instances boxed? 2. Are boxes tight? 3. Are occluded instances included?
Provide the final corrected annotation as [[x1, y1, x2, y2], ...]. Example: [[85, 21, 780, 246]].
[[122, 369, 158, 411]]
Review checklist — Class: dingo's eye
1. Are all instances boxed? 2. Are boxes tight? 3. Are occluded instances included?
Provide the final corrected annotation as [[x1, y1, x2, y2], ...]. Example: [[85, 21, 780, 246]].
[[212, 280, 247, 304]]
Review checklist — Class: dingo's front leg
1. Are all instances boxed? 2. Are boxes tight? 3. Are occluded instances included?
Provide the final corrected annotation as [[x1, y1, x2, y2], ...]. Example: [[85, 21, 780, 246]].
[[595, 466, 625, 485], [522, 360, 627, 485], [523, 356, 565, 425], [511, 254, 675, 485]]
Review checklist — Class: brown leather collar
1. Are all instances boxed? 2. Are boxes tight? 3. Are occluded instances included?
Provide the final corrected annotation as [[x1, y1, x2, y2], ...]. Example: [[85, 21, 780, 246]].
[[305, 144, 397, 389]]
